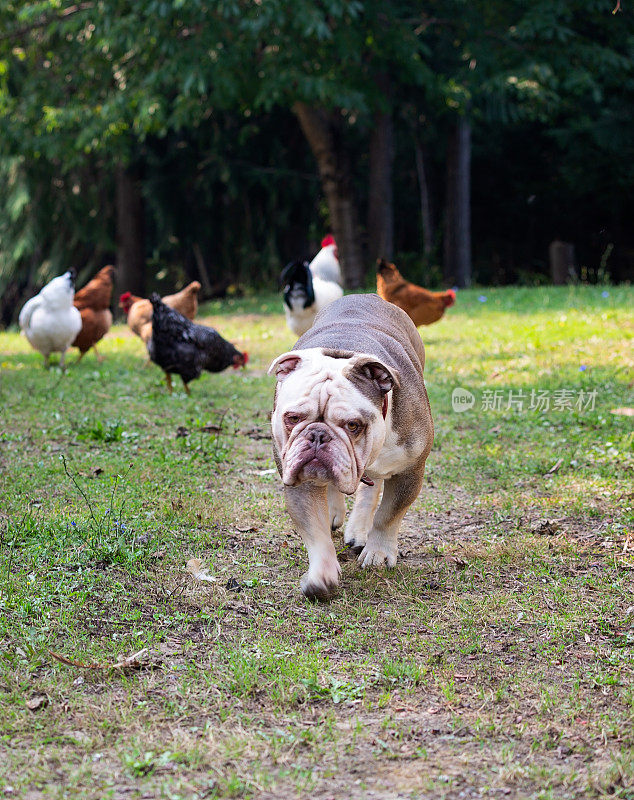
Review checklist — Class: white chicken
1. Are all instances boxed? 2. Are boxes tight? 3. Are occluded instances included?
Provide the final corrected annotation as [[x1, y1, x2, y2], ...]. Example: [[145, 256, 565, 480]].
[[308, 234, 343, 285], [19, 271, 82, 368], [281, 235, 344, 338]]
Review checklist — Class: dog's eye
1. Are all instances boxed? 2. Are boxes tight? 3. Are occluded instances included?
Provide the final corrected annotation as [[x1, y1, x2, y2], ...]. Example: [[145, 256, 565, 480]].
[[285, 413, 302, 426], [346, 421, 362, 434]]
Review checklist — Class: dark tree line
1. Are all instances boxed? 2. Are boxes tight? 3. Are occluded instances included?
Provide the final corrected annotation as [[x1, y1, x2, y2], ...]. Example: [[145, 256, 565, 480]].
[[0, 1, 632, 324]]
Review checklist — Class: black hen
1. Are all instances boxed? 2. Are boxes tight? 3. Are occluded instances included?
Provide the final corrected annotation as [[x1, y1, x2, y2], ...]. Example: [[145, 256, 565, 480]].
[[148, 294, 248, 394]]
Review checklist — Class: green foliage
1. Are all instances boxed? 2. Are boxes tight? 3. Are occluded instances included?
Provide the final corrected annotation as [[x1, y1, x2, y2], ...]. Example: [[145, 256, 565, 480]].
[[75, 418, 125, 443], [0, 157, 35, 294], [0, 1, 632, 314]]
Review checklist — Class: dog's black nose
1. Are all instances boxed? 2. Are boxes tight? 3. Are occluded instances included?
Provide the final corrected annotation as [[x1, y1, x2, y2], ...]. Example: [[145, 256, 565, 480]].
[[306, 427, 332, 447]]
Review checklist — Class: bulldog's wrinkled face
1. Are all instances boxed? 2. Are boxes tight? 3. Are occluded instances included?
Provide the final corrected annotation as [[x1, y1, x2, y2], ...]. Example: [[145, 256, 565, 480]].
[[269, 348, 398, 495]]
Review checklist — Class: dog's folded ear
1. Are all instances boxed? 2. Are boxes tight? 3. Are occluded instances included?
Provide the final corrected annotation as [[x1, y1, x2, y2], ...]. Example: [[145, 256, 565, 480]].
[[345, 354, 400, 396], [268, 352, 303, 380]]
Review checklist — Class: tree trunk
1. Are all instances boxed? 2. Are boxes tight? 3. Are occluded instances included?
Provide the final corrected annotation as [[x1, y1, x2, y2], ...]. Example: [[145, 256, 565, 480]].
[[192, 243, 214, 296], [115, 164, 146, 298], [293, 102, 365, 288], [414, 136, 434, 260], [443, 116, 472, 288], [367, 108, 394, 264], [549, 240, 576, 284]]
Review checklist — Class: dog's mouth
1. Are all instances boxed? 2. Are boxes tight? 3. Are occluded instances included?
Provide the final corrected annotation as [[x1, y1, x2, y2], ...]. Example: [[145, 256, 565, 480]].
[[283, 447, 332, 487], [282, 428, 360, 494], [298, 455, 332, 483]]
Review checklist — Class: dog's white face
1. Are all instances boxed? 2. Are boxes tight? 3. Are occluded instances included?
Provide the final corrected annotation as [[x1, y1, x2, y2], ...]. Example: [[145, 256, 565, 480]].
[[269, 348, 397, 495]]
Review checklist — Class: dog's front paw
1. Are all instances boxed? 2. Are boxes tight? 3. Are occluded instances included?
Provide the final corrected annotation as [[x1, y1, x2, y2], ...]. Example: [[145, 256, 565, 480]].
[[300, 561, 341, 602], [358, 543, 397, 569]]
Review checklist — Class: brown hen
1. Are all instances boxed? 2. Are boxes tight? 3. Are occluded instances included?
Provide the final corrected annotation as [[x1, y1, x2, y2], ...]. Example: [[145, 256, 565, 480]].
[[72, 265, 115, 361], [119, 281, 201, 345], [376, 259, 455, 327]]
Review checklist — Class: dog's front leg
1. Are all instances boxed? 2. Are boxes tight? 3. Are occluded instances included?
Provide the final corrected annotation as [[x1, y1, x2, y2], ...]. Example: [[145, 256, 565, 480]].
[[358, 463, 425, 569], [285, 483, 341, 601]]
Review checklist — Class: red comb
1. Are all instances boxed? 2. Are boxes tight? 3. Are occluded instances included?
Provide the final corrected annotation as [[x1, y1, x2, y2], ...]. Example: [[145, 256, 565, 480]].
[[233, 351, 249, 369], [321, 234, 336, 248], [446, 289, 456, 307], [119, 291, 131, 302]]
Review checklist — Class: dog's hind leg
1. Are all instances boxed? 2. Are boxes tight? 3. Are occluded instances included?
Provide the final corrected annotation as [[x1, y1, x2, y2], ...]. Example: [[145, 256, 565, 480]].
[[285, 483, 340, 602], [345, 480, 383, 553], [358, 460, 425, 569], [327, 484, 346, 531]]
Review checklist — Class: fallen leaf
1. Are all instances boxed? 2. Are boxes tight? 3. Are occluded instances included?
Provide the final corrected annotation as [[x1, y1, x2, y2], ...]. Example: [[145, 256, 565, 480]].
[[239, 427, 272, 441], [226, 577, 242, 592], [112, 648, 150, 670], [532, 520, 562, 536], [175, 426, 189, 438], [48, 648, 151, 671], [488, 425, 501, 434], [236, 525, 257, 533], [446, 555, 467, 570], [186, 558, 217, 583], [26, 695, 48, 711], [91, 467, 103, 477], [610, 407, 634, 417], [544, 458, 563, 476], [199, 424, 222, 434]]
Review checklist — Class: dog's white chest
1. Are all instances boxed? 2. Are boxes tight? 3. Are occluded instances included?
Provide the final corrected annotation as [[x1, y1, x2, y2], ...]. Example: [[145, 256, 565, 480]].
[[365, 428, 410, 480]]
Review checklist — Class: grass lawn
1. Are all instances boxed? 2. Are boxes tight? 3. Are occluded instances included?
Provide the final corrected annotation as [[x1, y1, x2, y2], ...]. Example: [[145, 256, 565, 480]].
[[0, 285, 632, 799]]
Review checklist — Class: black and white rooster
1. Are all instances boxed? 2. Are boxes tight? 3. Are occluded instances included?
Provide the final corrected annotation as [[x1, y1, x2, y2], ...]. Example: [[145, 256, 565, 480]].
[[281, 234, 344, 337], [148, 294, 248, 394]]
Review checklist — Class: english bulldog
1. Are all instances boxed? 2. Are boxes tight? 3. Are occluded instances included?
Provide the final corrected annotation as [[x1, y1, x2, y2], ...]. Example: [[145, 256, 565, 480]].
[[268, 293, 433, 600]]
